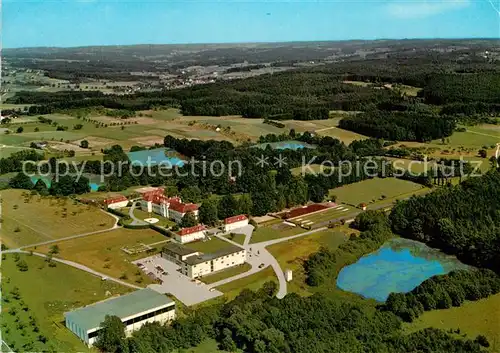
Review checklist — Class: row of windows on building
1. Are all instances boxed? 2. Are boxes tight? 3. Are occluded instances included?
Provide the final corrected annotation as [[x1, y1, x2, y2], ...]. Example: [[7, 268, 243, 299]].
[[87, 305, 175, 339]]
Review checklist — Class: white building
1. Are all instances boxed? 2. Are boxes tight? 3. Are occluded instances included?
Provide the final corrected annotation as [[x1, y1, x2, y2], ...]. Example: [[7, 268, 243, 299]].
[[103, 195, 129, 210], [285, 269, 293, 282], [64, 288, 176, 346], [162, 243, 247, 279], [223, 215, 249, 232], [139, 188, 199, 223], [174, 224, 206, 244]]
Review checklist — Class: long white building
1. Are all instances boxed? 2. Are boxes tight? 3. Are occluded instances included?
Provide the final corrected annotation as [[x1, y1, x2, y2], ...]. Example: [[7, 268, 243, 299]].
[[223, 214, 249, 232], [64, 288, 176, 346], [162, 243, 247, 279]]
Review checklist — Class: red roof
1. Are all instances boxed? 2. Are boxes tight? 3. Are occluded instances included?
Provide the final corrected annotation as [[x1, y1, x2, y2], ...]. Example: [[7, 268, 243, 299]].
[[177, 224, 206, 236], [103, 195, 128, 204], [169, 200, 199, 213], [224, 215, 248, 224]]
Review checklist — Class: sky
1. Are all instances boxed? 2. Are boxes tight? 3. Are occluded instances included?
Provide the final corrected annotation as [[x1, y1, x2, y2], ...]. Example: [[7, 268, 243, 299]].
[[3, 0, 500, 48]]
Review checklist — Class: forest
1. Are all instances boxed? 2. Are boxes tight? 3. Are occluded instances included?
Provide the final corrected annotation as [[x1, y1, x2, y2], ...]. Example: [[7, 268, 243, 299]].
[[390, 169, 500, 271], [338, 110, 456, 142]]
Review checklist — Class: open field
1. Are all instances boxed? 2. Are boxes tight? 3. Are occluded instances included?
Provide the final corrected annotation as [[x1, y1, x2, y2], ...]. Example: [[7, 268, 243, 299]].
[[184, 237, 237, 253], [315, 126, 368, 144], [215, 266, 277, 300], [329, 177, 427, 207], [1, 189, 116, 248], [406, 294, 500, 351], [31, 228, 167, 285], [291, 163, 335, 176], [1, 253, 132, 352], [199, 263, 252, 284], [267, 226, 353, 296], [293, 204, 356, 226], [250, 219, 305, 244]]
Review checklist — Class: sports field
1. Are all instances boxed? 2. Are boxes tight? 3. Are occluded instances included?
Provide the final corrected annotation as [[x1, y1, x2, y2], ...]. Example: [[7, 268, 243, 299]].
[[1, 189, 116, 248], [2, 253, 131, 352], [31, 228, 166, 285], [329, 177, 427, 207], [406, 294, 500, 351]]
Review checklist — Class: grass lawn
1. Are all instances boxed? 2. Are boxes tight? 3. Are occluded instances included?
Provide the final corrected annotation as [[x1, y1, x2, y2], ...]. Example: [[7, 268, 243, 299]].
[[1, 189, 116, 248], [267, 226, 353, 296], [199, 263, 252, 284], [215, 266, 277, 300], [250, 220, 305, 244], [133, 207, 176, 228], [329, 178, 427, 207], [223, 232, 246, 245], [31, 228, 167, 285], [184, 237, 237, 253], [1, 253, 132, 352], [405, 294, 500, 351]]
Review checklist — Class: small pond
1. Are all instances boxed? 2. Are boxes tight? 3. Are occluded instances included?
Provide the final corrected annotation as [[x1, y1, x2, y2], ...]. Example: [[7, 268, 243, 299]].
[[252, 140, 316, 150], [336, 238, 470, 302], [127, 148, 184, 167]]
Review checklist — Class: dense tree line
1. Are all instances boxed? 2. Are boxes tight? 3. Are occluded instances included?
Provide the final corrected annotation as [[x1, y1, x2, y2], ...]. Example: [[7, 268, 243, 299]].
[[95, 285, 488, 353], [390, 169, 500, 271], [384, 269, 500, 322], [339, 111, 456, 142], [0, 150, 44, 174]]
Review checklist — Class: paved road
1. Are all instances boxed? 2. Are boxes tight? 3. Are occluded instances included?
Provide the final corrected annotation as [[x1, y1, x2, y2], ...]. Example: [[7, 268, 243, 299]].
[[6, 250, 141, 290], [211, 226, 328, 299], [129, 202, 148, 226]]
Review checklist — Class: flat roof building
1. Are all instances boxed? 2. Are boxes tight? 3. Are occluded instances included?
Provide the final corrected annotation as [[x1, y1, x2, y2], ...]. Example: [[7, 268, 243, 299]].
[[64, 288, 175, 346]]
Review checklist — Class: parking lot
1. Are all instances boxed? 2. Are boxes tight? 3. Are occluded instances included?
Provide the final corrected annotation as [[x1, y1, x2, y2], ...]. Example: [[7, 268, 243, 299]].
[[133, 255, 223, 306]]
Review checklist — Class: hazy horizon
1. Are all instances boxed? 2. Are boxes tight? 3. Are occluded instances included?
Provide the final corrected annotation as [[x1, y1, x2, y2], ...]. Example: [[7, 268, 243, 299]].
[[4, 0, 499, 49]]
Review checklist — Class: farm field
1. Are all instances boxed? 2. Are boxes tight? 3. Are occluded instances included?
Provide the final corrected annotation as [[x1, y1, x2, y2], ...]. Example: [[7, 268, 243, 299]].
[[31, 228, 167, 285], [1, 189, 116, 248], [215, 266, 277, 300], [406, 294, 500, 351], [1, 253, 132, 352], [329, 177, 427, 207], [315, 125, 368, 144], [267, 227, 352, 295], [199, 263, 252, 285], [291, 163, 335, 176], [184, 237, 237, 253], [249, 219, 305, 244]]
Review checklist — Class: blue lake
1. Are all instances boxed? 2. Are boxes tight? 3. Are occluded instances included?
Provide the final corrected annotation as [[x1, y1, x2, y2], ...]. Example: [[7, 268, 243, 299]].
[[336, 238, 469, 302], [127, 148, 184, 167], [31, 176, 100, 192], [252, 140, 316, 151]]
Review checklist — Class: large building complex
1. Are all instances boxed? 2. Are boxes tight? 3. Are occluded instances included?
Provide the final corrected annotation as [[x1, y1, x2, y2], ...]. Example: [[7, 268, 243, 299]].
[[162, 242, 247, 279], [223, 214, 249, 232], [64, 288, 176, 346], [138, 187, 199, 223]]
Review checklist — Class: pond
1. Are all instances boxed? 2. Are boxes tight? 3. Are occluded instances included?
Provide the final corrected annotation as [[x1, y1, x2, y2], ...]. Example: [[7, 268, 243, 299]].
[[252, 140, 316, 150], [336, 238, 469, 302], [127, 148, 184, 167]]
